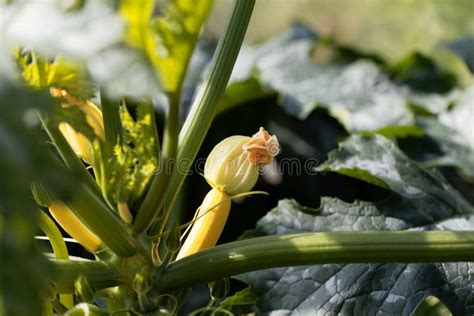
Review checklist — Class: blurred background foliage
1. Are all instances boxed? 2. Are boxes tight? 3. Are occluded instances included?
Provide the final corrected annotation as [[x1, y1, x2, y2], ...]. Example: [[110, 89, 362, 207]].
[[208, 0, 474, 61]]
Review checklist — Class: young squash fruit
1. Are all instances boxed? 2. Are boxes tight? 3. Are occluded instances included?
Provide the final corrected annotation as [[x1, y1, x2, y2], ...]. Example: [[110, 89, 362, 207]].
[[176, 128, 279, 260], [48, 201, 102, 252], [31, 182, 102, 252]]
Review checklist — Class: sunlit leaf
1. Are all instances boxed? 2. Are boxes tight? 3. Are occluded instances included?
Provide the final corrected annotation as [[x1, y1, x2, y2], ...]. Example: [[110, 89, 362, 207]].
[[120, 0, 213, 92], [103, 102, 158, 207], [15, 50, 93, 101]]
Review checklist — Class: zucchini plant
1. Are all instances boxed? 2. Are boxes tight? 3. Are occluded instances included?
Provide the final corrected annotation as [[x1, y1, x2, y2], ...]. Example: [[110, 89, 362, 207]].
[[0, 0, 473, 315]]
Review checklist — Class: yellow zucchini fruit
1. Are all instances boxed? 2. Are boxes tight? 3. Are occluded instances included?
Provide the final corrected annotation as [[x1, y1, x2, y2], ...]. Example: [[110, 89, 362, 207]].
[[48, 200, 101, 252], [175, 188, 231, 260]]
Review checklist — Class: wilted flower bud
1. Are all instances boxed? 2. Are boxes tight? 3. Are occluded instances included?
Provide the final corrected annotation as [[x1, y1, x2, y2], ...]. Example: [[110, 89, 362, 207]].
[[204, 127, 279, 195]]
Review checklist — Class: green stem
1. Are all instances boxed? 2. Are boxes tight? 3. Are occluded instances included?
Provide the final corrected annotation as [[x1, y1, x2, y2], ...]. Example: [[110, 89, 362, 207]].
[[159, 0, 256, 234], [133, 92, 179, 235], [40, 116, 103, 198], [51, 231, 474, 293], [52, 260, 126, 294], [39, 211, 70, 263], [70, 184, 140, 257], [158, 231, 474, 290], [96, 92, 123, 209], [100, 91, 123, 148], [39, 211, 74, 308]]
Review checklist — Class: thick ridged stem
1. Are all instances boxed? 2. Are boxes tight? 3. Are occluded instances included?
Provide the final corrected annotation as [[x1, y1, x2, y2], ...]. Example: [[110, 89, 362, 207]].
[[69, 184, 140, 257], [52, 231, 474, 293], [158, 231, 474, 290]]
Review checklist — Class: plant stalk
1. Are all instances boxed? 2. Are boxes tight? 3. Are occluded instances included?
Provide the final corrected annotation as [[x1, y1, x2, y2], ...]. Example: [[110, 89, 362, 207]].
[[158, 231, 474, 290], [70, 184, 140, 257], [39, 211, 74, 308], [100, 91, 123, 148], [132, 92, 180, 235], [52, 260, 126, 294], [158, 0, 256, 235], [51, 231, 474, 293], [40, 116, 103, 198]]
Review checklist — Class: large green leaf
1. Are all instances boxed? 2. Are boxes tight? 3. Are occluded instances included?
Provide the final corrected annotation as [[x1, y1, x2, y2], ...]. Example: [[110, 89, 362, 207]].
[[223, 25, 472, 139], [238, 198, 474, 315], [317, 134, 473, 222], [120, 0, 213, 92], [227, 25, 421, 136]]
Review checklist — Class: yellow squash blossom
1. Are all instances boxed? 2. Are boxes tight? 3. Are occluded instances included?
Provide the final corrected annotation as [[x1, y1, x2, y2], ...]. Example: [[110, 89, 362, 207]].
[[176, 127, 279, 260]]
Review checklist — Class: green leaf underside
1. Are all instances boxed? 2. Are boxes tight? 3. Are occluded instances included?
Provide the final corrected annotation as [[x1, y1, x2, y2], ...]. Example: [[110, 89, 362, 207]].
[[237, 198, 474, 315], [104, 103, 158, 206], [317, 134, 473, 222]]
